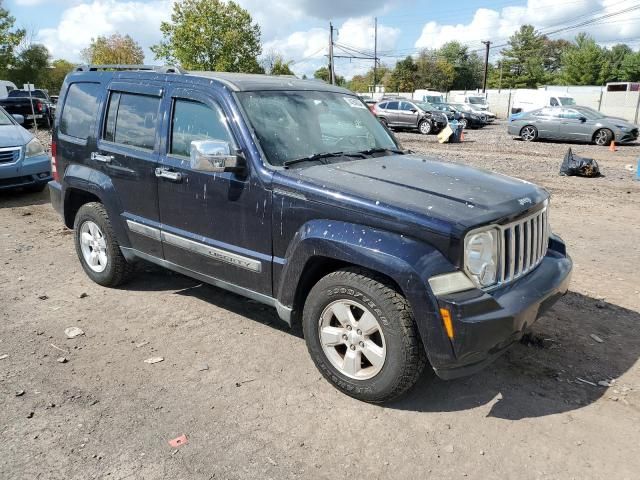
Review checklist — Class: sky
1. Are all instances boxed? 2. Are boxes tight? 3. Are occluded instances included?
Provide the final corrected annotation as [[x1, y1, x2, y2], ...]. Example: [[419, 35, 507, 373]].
[[5, 0, 640, 79]]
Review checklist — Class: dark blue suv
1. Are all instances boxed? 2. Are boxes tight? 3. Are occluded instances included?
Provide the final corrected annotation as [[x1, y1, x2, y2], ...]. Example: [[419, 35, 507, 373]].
[[49, 66, 572, 403]]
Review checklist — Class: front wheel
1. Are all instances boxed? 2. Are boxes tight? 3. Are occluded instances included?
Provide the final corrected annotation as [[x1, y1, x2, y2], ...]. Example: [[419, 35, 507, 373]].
[[302, 268, 427, 403], [594, 128, 613, 146], [418, 119, 432, 135], [74, 202, 134, 287], [458, 118, 468, 129]]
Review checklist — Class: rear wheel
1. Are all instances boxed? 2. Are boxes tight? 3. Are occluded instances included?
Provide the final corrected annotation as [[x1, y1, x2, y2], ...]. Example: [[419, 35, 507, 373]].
[[418, 119, 432, 135], [379, 117, 389, 128], [74, 202, 134, 287], [302, 268, 427, 403], [520, 125, 538, 141], [593, 128, 613, 146]]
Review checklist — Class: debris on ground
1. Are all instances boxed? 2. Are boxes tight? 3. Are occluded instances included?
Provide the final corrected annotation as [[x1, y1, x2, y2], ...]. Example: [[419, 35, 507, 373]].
[[559, 148, 601, 177], [0, 354, 8, 360], [267, 457, 278, 466], [15, 390, 25, 397], [38, 295, 49, 300], [57, 356, 68, 363], [590, 334, 604, 343], [576, 377, 597, 387], [135, 341, 149, 348], [64, 327, 85, 339], [444, 445, 455, 453], [197, 363, 209, 371], [168, 434, 188, 448], [144, 357, 164, 364], [26, 411, 34, 419], [79, 293, 88, 299]]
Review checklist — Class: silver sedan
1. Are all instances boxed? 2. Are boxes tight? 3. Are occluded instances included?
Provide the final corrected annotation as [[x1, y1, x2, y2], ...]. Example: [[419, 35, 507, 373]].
[[508, 106, 638, 146]]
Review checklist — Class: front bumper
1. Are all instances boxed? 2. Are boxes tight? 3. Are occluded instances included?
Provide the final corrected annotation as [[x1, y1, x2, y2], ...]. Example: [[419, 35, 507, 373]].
[[431, 243, 572, 380], [616, 128, 639, 143], [0, 152, 51, 190]]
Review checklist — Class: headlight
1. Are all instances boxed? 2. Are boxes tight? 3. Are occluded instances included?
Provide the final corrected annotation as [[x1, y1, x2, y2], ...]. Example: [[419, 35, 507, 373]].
[[615, 125, 628, 131], [464, 228, 499, 287], [25, 138, 45, 158]]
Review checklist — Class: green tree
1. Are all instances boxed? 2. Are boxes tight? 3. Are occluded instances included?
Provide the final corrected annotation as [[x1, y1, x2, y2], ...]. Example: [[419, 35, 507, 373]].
[[261, 51, 295, 76], [81, 33, 144, 65], [600, 44, 634, 83], [390, 56, 417, 92], [347, 65, 391, 92], [6, 43, 50, 87], [415, 50, 455, 91], [559, 33, 605, 85], [41, 59, 75, 95], [499, 25, 548, 88], [152, 0, 262, 72], [0, 0, 25, 77], [313, 66, 345, 85], [543, 38, 572, 81], [437, 42, 483, 90], [620, 50, 640, 82]]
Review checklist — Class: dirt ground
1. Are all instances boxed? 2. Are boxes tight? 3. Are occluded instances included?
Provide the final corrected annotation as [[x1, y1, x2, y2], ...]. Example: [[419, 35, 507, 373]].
[[1, 122, 639, 479]]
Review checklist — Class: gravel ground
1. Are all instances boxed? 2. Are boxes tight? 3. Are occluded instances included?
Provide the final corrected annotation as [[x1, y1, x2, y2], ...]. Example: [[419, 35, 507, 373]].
[[0, 122, 639, 479]]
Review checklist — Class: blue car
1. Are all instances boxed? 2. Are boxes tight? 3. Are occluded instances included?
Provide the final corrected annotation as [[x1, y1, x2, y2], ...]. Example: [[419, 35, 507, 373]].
[[0, 106, 51, 192]]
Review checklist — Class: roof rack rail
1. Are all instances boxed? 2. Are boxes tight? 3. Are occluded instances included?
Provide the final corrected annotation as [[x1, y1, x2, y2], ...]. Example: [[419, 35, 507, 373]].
[[74, 64, 186, 74]]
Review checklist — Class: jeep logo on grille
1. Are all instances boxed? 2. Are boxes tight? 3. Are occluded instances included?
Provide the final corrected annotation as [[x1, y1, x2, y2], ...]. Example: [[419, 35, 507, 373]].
[[518, 197, 532, 206]]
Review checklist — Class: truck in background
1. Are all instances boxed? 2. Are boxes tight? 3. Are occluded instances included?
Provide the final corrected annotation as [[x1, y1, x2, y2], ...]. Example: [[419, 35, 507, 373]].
[[511, 89, 576, 114], [412, 89, 445, 104], [0, 80, 17, 99]]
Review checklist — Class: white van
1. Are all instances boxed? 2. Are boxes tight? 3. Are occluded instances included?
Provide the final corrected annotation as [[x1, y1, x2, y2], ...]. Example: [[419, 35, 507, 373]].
[[413, 89, 445, 104], [0, 80, 17, 99], [453, 93, 489, 110], [511, 89, 575, 114]]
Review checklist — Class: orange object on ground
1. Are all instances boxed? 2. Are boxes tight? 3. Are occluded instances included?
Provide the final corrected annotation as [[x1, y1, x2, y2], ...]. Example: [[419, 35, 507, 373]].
[[460, 131, 465, 142], [609, 141, 617, 152]]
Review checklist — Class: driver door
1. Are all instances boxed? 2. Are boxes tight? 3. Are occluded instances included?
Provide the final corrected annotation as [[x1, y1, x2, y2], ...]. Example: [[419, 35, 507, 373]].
[[398, 101, 419, 127]]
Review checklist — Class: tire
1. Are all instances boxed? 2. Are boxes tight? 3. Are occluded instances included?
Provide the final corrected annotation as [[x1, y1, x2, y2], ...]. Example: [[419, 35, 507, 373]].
[[302, 268, 427, 403], [458, 118, 468, 129], [593, 128, 613, 146], [418, 119, 432, 135], [379, 117, 388, 128], [520, 125, 538, 142], [73, 202, 134, 287]]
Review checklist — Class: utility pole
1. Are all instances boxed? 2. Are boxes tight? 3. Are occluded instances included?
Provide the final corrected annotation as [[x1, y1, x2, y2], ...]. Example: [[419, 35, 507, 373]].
[[373, 17, 378, 92], [481, 40, 491, 93], [328, 23, 335, 85]]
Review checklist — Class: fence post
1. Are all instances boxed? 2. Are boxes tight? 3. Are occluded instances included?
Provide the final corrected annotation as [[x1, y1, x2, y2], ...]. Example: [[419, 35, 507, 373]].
[[597, 90, 603, 112], [634, 91, 640, 124], [506, 90, 512, 118]]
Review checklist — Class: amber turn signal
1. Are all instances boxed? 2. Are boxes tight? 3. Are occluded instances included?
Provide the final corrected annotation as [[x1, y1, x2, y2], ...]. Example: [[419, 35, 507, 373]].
[[440, 307, 454, 339]]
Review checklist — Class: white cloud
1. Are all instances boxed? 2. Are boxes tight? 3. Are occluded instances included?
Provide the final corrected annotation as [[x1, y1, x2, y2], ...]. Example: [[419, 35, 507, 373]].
[[414, 0, 640, 52], [36, 0, 171, 61], [264, 16, 400, 79]]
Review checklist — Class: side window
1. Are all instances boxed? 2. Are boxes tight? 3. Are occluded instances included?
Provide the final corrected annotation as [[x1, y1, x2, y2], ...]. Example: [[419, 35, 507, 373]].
[[170, 99, 235, 157], [400, 102, 414, 111], [60, 82, 101, 139], [378, 102, 387, 109], [386, 101, 398, 110], [104, 92, 160, 150], [561, 109, 580, 119]]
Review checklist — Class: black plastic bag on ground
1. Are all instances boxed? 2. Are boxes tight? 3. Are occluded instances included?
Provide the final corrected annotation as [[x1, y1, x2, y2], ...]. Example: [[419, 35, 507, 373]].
[[559, 148, 601, 177]]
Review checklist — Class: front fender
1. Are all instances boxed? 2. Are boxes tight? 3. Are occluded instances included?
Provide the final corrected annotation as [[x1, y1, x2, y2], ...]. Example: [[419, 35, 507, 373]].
[[276, 219, 459, 368], [62, 164, 131, 248]]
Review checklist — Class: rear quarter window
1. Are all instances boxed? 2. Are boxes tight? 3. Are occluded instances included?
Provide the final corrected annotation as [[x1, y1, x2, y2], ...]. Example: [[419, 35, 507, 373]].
[[60, 83, 101, 139]]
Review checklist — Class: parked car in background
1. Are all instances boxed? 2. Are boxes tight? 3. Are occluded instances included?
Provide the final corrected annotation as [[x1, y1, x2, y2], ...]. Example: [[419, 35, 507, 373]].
[[412, 89, 445, 104], [373, 99, 447, 134], [443, 103, 487, 129], [508, 106, 639, 145], [0, 88, 55, 126], [0, 106, 51, 192], [511, 90, 576, 114], [0, 80, 17, 99], [49, 65, 572, 403], [452, 93, 490, 110]]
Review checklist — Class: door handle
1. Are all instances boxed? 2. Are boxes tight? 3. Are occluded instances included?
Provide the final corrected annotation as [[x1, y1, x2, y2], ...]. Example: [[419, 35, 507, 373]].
[[155, 167, 183, 182], [91, 152, 114, 163]]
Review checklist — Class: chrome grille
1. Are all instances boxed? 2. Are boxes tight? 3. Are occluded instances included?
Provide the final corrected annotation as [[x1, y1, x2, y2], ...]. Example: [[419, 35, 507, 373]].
[[0, 147, 21, 164], [498, 205, 549, 285]]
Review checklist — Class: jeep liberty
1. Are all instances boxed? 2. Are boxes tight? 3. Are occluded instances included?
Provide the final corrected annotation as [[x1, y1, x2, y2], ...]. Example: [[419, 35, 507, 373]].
[[49, 65, 572, 403]]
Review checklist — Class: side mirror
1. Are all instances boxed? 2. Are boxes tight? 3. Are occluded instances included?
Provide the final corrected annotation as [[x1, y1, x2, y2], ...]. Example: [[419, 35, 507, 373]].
[[410, 108, 418, 113], [190, 139, 244, 173], [579, 116, 587, 123], [12, 114, 24, 125]]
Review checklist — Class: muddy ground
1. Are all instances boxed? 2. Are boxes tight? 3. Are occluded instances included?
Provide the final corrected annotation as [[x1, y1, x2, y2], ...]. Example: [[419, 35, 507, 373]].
[[1, 122, 639, 479]]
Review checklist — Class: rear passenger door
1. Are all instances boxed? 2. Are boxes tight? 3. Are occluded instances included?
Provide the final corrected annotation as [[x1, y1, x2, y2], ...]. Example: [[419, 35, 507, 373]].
[[94, 82, 163, 257], [155, 87, 272, 296], [384, 101, 400, 126]]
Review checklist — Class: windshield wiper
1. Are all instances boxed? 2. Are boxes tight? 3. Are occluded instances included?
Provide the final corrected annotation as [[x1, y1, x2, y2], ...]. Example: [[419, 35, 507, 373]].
[[347, 147, 406, 157], [283, 151, 347, 168]]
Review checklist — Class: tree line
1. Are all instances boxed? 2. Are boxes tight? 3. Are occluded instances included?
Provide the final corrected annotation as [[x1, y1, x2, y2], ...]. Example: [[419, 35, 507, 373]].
[[2, 0, 639, 97]]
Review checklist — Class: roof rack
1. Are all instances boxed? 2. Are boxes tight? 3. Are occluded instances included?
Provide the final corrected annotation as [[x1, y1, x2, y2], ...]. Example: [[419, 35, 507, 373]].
[[74, 64, 186, 74]]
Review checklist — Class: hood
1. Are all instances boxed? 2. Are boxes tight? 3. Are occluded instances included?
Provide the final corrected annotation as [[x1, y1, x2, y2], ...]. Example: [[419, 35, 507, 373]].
[[0, 124, 32, 148], [276, 154, 548, 237], [604, 117, 636, 128]]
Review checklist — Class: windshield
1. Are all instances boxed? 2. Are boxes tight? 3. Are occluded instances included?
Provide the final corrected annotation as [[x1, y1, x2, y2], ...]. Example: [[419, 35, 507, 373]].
[[8, 90, 46, 99], [558, 97, 575, 106], [237, 91, 398, 167], [424, 95, 443, 104], [577, 107, 605, 120], [0, 108, 14, 125], [416, 102, 434, 110], [468, 97, 485, 105], [452, 104, 473, 113]]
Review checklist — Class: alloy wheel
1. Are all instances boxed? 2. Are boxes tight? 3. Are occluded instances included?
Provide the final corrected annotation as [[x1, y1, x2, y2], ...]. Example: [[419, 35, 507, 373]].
[[318, 299, 387, 380], [79, 221, 108, 273], [521, 126, 536, 141]]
